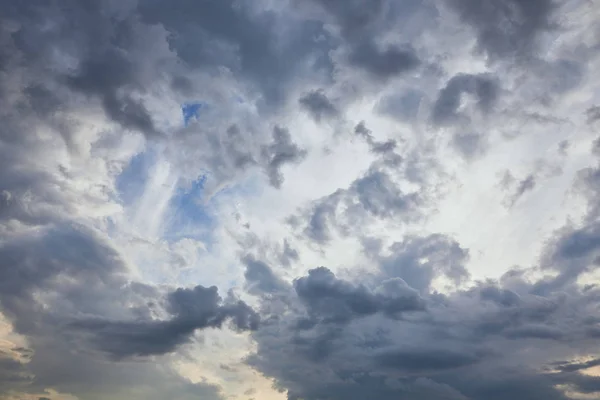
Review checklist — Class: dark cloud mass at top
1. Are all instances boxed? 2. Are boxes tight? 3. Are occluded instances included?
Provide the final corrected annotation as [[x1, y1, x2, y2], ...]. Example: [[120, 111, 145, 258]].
[[0, 0, 599, 399]]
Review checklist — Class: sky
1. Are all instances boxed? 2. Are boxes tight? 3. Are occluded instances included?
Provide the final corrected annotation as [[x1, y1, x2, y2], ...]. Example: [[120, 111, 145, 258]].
[[1, 0, 600, 399]]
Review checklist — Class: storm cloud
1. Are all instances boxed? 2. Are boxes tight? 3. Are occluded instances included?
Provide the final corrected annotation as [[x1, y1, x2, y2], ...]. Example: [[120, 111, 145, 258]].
[[0, 0, 598, 399]]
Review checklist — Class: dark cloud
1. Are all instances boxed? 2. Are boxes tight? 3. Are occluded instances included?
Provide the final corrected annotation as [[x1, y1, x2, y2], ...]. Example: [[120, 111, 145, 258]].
[[294, 267, 424, 323], [301, 192, 340, 244], [249, 264, 600, 400], [377, 89, 424, 122], [479, 285, 521, 307], [72, 285, 259, 359], [300, 0, 422, 80], [351, 170, 419, 218], [553, 357, 600, 373], [279, 239, 300, 268], [377, 234, 470, 292], [297, 159, 421, 244], [446, 0, 556, 60], [431, 73, 499, 125], [138, 0, 334, 106], [261, 126, 307, 189], [1, 0, 599, 399], [354, 121, 399, 156], [4, 1, 163, 138], [508, 174, 536, 206], [376, 348, 482, 371], [347, 41, 420, 80], [533, 220, 600, 295], [248, 167, 600, 400], [587, 106, 600, 124], [243, 256, 289, 295], [299, 89, 338, 122], [0, 225, 228, 399], [452, 132, 486, 159]]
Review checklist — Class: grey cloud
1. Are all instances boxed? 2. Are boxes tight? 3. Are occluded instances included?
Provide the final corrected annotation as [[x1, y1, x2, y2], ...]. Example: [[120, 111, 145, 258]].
[[176, 123, 306, 193], [3, 1, 600, 400], [73, 285, 260, 359], [533, 220, 600, 294], [446, 0, 556, 60], [554, 357, 600, 373], [247, 211, 600, 400], [100, 93, 159, 137], [452, 132, 486, 159], [2, 0, 316, 204], [503, 325, 565, 340], [376, 348, 482, 371], [509, 174, 536, 206], [431, 73, 499, 126], [249, 269, 599, 400], [294, 267, 424, 323], [297, 164, 420, 244], [377, 89, 424, 122], [354, 121, 399, 156], [243, 255, 289, 295], [299, 89, 338, 122], [347, 41, 420, 80], [138, 0, 334, 106], [352, 170, 418, 218], [303, 0, 421, 80], [261, 126, 307, 189], [302, 193, 340, 244], [7, 1, 162, 137], [479, 285, 521, 307], [279, 239, 300, 268], [354, 121, 374, 142], [587, 106, 600, 124], [378, 234, 470, 292], [0, 225, 226, 399], [593, 137, 600, 156]]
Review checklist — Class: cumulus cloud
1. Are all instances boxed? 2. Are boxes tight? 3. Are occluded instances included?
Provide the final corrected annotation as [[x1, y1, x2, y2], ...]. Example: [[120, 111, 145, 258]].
[[299, 90, 339, 122], [445, 0, 557, 61]]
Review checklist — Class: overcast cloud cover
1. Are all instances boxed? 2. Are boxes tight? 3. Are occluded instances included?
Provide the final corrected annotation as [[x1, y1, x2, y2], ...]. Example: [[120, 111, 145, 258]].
[[1, 0, 600, 399]]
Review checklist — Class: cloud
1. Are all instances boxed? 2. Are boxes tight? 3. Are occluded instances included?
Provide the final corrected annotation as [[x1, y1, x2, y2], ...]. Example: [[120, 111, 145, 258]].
[[243, 255, 289, 296], [299, 90, 338, 122], [73, 284, 259, 359], [347, 41, 420, 80], [431, 73, 499, 126], [137, 0, 334, 106], [245, 140, 600, 400], [0, 225, 229, 399], [248, 260, 600, 400], [445, 0, 556, 60], [295, 154, 422, 244], [1, 0, 599, 399], [294, 267, 424, 323], [261, 126, 307, 189]]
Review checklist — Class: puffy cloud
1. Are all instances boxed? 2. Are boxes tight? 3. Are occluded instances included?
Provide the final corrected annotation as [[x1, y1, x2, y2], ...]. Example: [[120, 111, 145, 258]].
[[261, 126, 307, 189], [445, 0, 557, 61], [245, 139, 600, 400], [299, 90, 339, 122]]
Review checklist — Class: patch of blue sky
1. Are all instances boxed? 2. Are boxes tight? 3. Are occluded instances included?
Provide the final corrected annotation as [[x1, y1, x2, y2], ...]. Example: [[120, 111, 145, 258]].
[[181, 102, 204, 126], [115, 148, 157, 205], [162, 175, 215, 245]]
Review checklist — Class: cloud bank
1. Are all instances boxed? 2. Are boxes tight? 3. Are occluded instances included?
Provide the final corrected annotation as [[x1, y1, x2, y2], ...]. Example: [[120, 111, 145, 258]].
[[1, 0, 600, 399]]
